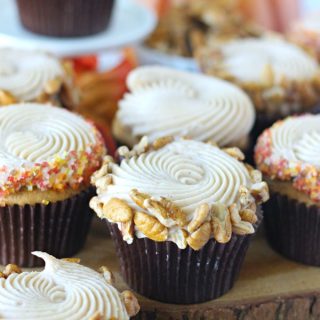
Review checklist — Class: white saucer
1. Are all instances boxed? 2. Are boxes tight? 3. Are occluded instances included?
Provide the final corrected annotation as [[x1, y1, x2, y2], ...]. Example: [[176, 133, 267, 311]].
[[0, 0, 157, 57], [136, 45, 199, 72]]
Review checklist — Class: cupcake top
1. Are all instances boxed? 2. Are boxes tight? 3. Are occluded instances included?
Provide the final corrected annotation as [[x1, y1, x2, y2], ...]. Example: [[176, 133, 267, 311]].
[[90, 137, 269, 250], [0, 252, 139, 319], [255, 114, 320, 202], [209, 37, 318, 83], [0, 48, 70, 105], [0, 103, 106, 197], [113, 66, 255, 148], [197, 37, 320, 115]]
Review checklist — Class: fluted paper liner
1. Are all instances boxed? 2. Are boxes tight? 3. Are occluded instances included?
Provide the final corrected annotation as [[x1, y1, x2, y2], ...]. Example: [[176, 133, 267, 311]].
[[263, 192, 320, 266], [108, 211, 262, 304], [16, 0, 115, 37], [0, 189, 94, 267]]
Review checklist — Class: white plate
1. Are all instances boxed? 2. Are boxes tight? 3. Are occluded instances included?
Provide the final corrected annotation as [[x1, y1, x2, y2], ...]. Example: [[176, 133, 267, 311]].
[[136, 45, 199, 72], [0, 0, 157, 57]]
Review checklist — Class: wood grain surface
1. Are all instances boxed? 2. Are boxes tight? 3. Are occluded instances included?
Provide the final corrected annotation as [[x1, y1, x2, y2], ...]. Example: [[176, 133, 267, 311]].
[[74, 219, 320, 319]]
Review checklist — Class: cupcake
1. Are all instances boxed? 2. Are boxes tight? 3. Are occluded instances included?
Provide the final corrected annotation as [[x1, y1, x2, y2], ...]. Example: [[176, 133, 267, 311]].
[[197, 37, 320, 139], [113, 66, 255, 151], [16, 0, 115, 37], [0, 103, 106, 267], [90, 137, 269, 304], [0, 251, 140, 319], [0, 48, 77, 109], [255, 114, 320, 266]]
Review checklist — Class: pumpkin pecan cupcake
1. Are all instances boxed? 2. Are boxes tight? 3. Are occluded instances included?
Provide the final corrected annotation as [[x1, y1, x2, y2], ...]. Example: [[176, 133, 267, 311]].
[[255, 114, 320, 266], [0, 103, 106, 267], [197, 37, 320, 141], [0, 48, 77, 109], [90, 137, 269, 304], [0, 251, 139, 319], [113, 65, 255, 152]]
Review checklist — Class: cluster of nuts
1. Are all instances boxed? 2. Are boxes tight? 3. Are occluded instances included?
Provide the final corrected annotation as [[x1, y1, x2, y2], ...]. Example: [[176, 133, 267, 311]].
[[92, 179, 268, 251], [90, 137, 269, 250], [196, 48, 320, 116]]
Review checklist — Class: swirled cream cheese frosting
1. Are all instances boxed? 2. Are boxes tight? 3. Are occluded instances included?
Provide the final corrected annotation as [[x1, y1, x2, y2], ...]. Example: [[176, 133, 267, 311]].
[[197, 37, 320, 116], [0, 103, 106, 197], [209, 37, 318, 83], [0, 48, 69, 105], [0, 251, 139, 319], [90, 137, 269, 249], [255, 114, 320, 202], [112, 66, 255, 148]]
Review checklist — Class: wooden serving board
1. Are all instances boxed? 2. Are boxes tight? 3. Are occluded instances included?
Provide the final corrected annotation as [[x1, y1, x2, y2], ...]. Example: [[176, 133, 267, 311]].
[[58, 219, 320, 319]]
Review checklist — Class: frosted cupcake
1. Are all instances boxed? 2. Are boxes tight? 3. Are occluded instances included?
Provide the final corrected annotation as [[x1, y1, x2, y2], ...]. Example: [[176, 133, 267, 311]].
[[0, 251, 139, 319], [112, 66, 255, 151], [90, 137, 269, 304], [0, 103, 106, 267], [197, 37, 320, 137], [0, 48, 76, 108], [255, 114, 320, 266]]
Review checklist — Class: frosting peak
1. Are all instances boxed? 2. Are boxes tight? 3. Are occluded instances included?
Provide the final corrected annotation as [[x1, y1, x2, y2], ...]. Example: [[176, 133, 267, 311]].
[[0, 252, 137, 320], [114, 66, 255, 147]]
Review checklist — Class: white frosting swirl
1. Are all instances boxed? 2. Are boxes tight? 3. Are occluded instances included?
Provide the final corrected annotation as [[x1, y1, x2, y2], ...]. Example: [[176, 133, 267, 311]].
[[0, 103, 99, 169], [269, 114, 320, 167], [0, 252, 129, 320], [115, 66, 255, 147], [99, 140, 251, 221], [219, 38, 318, 83], [0, 48, 64, 101]]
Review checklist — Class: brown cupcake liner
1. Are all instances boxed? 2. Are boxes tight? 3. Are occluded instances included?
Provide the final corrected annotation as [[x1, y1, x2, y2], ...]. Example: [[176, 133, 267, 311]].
[[263, 191, 320, 266], [0, 188, 94, 267], [107, 211, 262, 304], [16, 0, 115, 37]]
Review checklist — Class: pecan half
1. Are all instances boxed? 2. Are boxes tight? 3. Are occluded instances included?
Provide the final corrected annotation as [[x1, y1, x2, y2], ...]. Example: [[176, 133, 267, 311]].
[[130, 189, 150, 209], [229, 203, 241, 224], [160, 198, 188, 227], [187, 221, 211, 250], [134, 211, 168, 241], [188, 203, 210, 233], [211, 203, 232, 243], [103, 198, 133, 223], [232, 221, 255, 235], [239, 208, 258, 224]]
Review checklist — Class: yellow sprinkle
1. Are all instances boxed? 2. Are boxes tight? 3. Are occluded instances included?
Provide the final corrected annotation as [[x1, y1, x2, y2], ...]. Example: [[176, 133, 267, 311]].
[[41, 199, 50, 205]]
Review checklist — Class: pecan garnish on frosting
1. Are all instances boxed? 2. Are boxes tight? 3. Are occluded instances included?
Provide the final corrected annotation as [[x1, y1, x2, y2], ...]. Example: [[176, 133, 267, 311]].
[[90, 138, 269, 250]]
